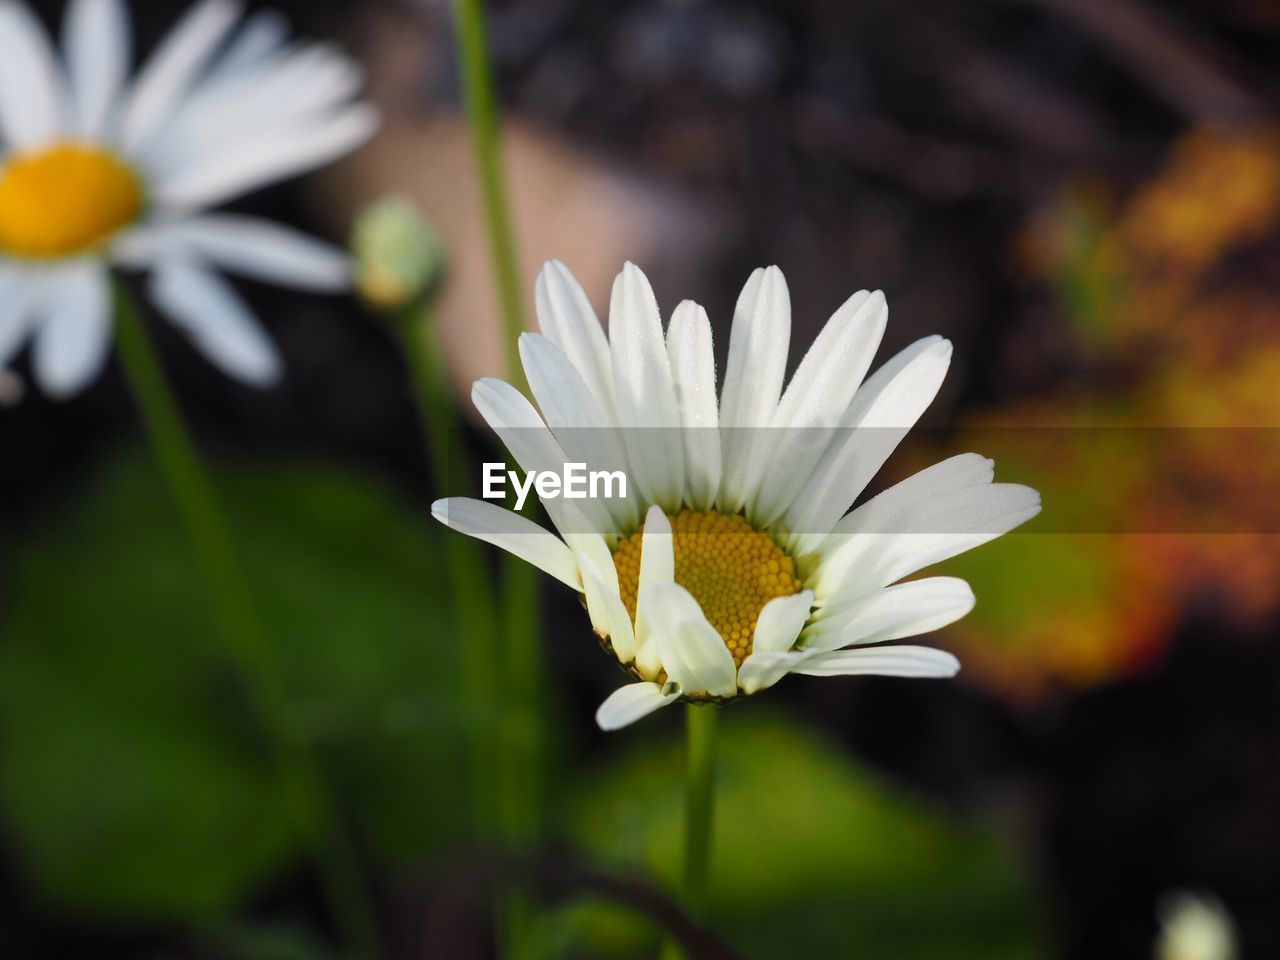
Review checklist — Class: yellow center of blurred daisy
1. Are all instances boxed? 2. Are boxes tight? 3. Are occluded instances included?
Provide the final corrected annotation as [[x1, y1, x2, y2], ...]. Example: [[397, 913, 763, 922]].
[[0, 144, 144, 259], [613, 509, 803, 666]]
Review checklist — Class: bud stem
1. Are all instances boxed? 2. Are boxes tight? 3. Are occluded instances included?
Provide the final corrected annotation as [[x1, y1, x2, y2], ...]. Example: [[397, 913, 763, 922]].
[[111, 275, 383, 960], [451, 2, 546, 955]]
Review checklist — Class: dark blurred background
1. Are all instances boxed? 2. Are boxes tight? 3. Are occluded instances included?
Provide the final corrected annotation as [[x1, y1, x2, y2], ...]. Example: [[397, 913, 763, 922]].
[[3, 0, 1280, 957]]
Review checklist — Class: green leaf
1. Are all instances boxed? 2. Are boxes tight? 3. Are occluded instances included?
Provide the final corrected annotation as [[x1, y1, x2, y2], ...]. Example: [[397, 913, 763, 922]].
[[554, 710, 1045, 959], [0, 448, 467, 919]]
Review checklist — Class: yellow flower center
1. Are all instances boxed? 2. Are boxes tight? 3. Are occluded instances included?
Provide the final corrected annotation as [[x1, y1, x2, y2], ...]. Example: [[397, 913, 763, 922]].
[[0, 143, 144, 259], [613, 509, 803, 666]]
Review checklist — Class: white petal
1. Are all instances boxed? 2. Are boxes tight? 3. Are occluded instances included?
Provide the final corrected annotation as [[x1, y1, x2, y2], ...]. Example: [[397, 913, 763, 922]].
[[737, 589, 817, 696], [752, 589, 814, 655], [786, 336, 953, 556], [62, 0, 129, 138], [609, 262, 685, 511], [31, 263, 110, 398], [520, 332, 610, 429], [108, 229, 166, 275], [666, 299, 720, 511], [144, 45, 362, 180], [201, 9, 287, 87], [151, 103, 378, 210], [772, 290, 887, 429], [595, 681, 680, 731], [737, 649, 810, 695], [579, 552, 637, 663], [471, 376, 567, 481], [148, 259, 281, 386], [793, 645, 961, 679], [430, 497, 581, 591], [121, 216, 351, 291], [802, 578, 975, 653], [641, 581, 737, 698], [717, 266, 790, 512], [470, 376, 615, 538], [812, 453, 996, 595], [829, 452, 996, 540], [751, 289, 887, 526], [0, 0, 69, 145], [637, 505, 674, 590], [563, 520, 619, 628], [121, 0, 242, 150], [826, 484, 1043, 592], [518, 332, 638, 532], [0, 268, 38, 368], [534, 259, 616, 420], [633, 505, 674, 678]]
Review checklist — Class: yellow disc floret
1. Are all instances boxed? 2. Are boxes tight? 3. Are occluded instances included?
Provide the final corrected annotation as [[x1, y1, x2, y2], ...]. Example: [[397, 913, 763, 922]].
[[0, 143, 144, 259], [613, 509, 803, 667]]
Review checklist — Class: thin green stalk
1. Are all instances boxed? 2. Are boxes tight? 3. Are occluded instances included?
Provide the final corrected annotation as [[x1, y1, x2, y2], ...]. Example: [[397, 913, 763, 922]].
[[396, 301, 461, 489], [682, 705, 718, 915], [396, 303, 502, 836], [452, 0, 528, 396], [498, 557, 542, 957], [452, 2, 545, 955], [662, 705, 719, 960], [111, 278, 382, 960]]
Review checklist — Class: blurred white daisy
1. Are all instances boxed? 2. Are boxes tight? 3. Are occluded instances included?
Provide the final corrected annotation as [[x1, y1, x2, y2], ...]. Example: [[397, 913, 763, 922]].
[[434, 261, 1041, 730], [0, 0, 377, 396]]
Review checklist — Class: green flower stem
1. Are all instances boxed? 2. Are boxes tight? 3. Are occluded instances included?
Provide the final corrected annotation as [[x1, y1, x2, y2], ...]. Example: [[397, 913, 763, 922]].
[[111, 278, 382, 960], [498, 556, 542, 958], [452, 1, 545, 955], [395, 303, 502, 836], [682, 705, 719, 915], [663, 704, 720, 959], [452, 0, 529, 396], [395, 301, 462, 492]]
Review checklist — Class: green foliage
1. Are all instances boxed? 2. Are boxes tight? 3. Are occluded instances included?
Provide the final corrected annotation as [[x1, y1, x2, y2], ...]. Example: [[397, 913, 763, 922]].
[[946, 529, 1112, 642], [203, 922, 340, 960], [0, 448, 467, 920], [553, 710, 1045, 959], [1055, 195, 1128, 348]]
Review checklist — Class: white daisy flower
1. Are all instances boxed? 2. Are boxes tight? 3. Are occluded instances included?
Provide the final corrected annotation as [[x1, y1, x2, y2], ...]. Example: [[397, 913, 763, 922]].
[[433, 261, 1042, 731], [0, 0, 377, 397]]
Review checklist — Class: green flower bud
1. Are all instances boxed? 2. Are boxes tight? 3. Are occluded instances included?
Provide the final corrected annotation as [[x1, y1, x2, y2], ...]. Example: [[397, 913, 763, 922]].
[[1157, 893, 1238, 960], [351, 197, 447, 311]]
